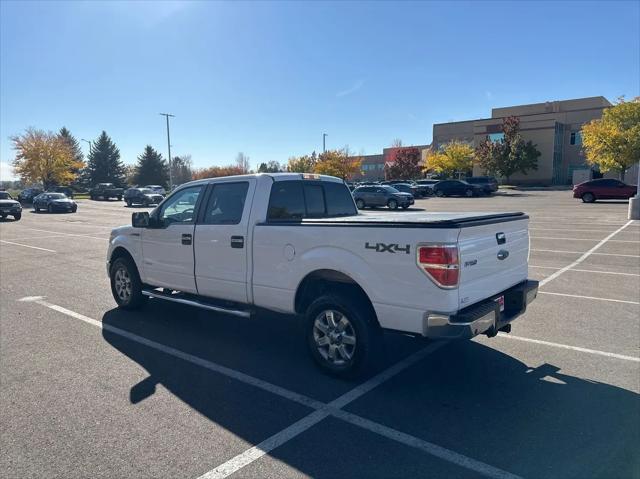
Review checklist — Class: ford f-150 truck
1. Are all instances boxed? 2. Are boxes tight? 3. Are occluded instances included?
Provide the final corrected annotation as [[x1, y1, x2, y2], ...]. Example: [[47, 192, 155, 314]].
[[107, 173, 538, 377]]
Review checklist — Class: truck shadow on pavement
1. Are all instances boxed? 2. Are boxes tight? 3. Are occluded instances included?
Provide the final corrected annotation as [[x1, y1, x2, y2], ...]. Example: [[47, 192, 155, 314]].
[[101, 302, 640, 478]]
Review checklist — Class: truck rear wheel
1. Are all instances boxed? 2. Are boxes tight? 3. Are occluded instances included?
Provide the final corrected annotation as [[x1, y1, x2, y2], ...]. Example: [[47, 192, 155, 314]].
[[110, 257, 146, 310], [355, 199, 365, 209], [305, 294, 382, 378]]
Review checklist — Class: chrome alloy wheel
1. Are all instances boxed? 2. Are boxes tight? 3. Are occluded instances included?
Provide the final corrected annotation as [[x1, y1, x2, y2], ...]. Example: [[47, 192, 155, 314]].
[[114, 266, 132, 303], [313, 310, 357, 365]]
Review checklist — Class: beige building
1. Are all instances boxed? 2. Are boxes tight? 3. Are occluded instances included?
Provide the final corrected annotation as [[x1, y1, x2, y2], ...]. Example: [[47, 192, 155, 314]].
[[432, 96, 612, 185]]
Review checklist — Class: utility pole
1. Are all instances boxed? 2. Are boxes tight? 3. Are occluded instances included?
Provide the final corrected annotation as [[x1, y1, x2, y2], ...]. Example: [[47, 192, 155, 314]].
[[322, 133, 328, 153], [160, 113, 175, 189]]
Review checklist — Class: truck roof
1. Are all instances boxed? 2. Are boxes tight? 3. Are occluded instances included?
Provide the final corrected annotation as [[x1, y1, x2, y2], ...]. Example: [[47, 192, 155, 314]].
[[181, 173, 344, 188]]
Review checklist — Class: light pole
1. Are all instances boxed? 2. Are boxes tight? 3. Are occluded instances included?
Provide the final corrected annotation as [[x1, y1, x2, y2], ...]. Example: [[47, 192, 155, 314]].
[[160, 113, 175, 189], [322, 133, 328, 153], [81, 139, 92, 155]]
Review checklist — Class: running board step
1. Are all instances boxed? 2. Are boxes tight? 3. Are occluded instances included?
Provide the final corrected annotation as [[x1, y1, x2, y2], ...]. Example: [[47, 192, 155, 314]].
[[142, 290, 251, 318]]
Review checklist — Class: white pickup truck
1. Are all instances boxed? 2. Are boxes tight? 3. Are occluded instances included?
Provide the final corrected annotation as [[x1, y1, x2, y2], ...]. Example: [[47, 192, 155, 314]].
[[107, 173, 538, 377]]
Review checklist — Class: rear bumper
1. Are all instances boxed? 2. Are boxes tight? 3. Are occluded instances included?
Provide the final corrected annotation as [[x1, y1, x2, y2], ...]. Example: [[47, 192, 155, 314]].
[[423, 280, 538, 339]]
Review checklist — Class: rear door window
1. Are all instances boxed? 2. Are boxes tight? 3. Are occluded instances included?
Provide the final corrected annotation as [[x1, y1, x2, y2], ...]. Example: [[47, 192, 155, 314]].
[[268, 181, 356, 220], [268, 182, 305, 220]]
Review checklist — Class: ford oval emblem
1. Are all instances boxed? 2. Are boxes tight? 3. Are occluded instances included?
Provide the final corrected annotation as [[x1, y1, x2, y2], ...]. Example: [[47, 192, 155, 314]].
[[497, 250, 509, 260]]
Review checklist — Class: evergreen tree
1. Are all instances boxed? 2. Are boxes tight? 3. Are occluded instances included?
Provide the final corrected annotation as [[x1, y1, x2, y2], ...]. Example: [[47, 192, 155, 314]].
[[84, 131, 126, 186], [133, 145, 169, 187], [58, 127, 85, 188]]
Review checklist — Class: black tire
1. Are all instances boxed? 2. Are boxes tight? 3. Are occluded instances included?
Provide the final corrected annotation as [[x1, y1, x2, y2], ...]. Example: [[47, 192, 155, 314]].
[[72, 205, 77, 213], [387, 199, 398, 210], [355, 198, 365, 209], [401, 205, 409, 209], [305, 294, 383, 378], [117, 195, 122, 201], [109, 256, 146, 310], [126, 199, 132, 207], [13, 213, 21, 221], [465, 188, 473, 197], [435, 189, 444, 197], [582, 192, 596, 203], [34, 205, 39, 213], [47, 204, 53, 213]]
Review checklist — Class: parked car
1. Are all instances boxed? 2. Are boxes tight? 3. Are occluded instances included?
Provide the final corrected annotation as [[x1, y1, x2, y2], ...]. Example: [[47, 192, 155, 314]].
[[53, 186, 74, 198], [107, 173, 538, 377], [90, 183, 124, 201], [33, 192, 78, 213], [17, 187, 43, 204], [353, 185, 414, 209], [573, 178, 637, 203], [415, 179, 439, 195], [383, 180, 427, 198], [145, 185, 166, 195], [433, 180, 485, 197], [124, 188, 165, 207], [0, 191, 22, 220], [466, 176, 499, 195], [389, 182, 421, 198]]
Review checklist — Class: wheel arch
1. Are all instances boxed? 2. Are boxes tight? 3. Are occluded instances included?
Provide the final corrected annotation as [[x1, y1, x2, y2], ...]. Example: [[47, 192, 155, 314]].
[[294, 269, 379, 326], [109, 246, 141, 277]]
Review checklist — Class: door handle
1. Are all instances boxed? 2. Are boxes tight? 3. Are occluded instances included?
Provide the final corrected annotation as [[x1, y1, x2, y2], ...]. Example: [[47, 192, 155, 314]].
[[181, 234, 192, 245], [230, 236, 244, 249]]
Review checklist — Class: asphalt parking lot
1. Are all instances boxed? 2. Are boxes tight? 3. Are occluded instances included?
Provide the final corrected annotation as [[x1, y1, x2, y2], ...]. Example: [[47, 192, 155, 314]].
[[1, 190, 639, 479]]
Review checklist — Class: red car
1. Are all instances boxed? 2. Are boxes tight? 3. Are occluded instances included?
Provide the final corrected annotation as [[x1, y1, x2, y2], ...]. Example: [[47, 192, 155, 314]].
[[573, 178, 637, 203]]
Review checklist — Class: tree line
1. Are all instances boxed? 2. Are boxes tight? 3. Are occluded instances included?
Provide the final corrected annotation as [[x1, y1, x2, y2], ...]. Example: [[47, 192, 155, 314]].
[[11, 128, 194, 190]]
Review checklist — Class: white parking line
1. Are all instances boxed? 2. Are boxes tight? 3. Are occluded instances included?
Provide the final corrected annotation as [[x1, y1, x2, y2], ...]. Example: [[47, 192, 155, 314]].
[[538, 220, 635, 287], [20, 227, 108, 240], [497, 334, 640, 362], [530, 227, 635, 233], [531, 236, 639, 243], [533, 249, 638, 258], [20, 297, 520, 479], [1, 233, 108, 242], [0, 239, 56, 253], [538, 291, 640, 305], [530, 266, 640, 277]]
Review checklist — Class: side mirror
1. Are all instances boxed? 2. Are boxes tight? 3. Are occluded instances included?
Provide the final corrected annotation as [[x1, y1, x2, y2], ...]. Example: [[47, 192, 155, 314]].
[[132, 211, 150, 228]]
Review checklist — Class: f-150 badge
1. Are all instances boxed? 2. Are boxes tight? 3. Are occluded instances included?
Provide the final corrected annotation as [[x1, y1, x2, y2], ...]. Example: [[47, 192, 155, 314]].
[[365, 242, 410, 254]]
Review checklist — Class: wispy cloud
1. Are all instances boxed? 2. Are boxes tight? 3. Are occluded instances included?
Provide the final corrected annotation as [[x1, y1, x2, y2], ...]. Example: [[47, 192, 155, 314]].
[[337, 79, 365, 98]]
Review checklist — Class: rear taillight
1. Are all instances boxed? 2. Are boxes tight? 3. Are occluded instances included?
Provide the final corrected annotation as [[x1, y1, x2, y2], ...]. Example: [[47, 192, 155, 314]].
[[417, 244, 459, 288]]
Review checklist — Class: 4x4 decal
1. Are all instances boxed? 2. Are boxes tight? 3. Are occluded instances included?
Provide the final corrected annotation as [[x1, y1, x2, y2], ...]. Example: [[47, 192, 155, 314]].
[[365, 242, 410, 254]]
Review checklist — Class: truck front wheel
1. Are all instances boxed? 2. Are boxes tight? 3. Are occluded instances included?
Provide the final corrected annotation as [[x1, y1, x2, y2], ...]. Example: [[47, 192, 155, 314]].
[[305, 294, 382, 378], [110, 256, 146, 310]]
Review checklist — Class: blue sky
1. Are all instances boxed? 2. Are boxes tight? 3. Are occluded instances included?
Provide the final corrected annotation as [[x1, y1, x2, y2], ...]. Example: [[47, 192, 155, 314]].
[[1, 1, 638, 180]]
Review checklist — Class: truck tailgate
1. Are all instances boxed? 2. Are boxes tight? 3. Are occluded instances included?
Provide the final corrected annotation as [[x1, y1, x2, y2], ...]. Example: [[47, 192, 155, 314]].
[[457, 217, 529, 309]]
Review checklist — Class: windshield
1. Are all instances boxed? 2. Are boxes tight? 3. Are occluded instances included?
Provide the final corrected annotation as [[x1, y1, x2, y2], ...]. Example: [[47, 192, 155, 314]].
[[0, 192, 11, 200], [49, 193, 66, 199], [381, 186, 400, 193], [139, 188, 153, 194]]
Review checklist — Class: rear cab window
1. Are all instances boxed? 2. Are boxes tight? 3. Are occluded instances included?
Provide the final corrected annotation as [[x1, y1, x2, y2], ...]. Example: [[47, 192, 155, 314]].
[[267, 180, 356, 221]]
